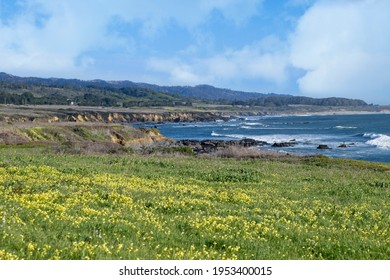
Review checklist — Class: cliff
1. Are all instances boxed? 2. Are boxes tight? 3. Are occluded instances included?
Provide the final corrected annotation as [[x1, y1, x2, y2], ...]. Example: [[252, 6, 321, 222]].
[[0, 122, 172, 149], [0, 105, 243, 124]]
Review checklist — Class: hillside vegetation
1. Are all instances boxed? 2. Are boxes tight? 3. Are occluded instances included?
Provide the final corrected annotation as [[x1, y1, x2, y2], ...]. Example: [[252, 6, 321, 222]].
[[0, 146, 389, 260], [0, 123, 173, 155], [0, 72, 369, 107]]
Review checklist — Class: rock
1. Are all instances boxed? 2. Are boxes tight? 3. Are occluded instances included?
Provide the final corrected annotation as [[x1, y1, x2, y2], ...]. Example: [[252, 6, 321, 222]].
[[273, 142, 291, 147], [177, 138, 267, 154], [272, 140, 298, 147], [317, 144, 332, 150], [338, 143, 348, 148]]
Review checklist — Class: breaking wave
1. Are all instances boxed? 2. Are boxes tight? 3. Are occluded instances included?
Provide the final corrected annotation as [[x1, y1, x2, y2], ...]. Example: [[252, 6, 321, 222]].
[[210, 132, 332, 144], [364, 133, 390, 150], [335, 125, 358, 129]]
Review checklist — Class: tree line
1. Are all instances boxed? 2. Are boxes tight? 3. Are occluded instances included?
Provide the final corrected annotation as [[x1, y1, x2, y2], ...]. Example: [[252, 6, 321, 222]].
[[0, 81, 367, 107]]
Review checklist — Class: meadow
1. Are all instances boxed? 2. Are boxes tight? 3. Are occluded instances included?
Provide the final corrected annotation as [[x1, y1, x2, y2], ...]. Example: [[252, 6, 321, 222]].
[[0, 147, 389, 260]]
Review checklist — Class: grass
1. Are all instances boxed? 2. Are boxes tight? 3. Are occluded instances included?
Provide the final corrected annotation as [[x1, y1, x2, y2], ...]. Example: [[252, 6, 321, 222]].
[[0, 146, 389, 260]]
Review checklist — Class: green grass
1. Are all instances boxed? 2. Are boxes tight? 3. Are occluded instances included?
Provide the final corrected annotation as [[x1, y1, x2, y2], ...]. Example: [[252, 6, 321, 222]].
[[0, 147, 389, 260]]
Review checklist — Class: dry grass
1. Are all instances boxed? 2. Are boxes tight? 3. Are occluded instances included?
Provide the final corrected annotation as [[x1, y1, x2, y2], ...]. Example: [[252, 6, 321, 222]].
[[51, 141, 134, 155], [205, 146, 305, 160], [0, 131, 28, 145], [0, 122, 169, 147], [204, 146, 261, 159]]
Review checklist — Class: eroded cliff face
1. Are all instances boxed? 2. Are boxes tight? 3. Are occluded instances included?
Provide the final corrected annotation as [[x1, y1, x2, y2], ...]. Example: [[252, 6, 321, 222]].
[[66, 111, 234, 123], [0, 110, 235, 124], [0, 122, 172, 147]]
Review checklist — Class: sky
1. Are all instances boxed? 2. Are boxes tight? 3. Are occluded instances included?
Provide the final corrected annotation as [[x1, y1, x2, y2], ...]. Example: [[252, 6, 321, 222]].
[[0, 0, 389, 104]]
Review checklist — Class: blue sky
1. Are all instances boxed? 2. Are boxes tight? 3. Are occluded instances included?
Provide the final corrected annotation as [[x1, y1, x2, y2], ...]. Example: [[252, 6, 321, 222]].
[[0, 0, 389, 104]]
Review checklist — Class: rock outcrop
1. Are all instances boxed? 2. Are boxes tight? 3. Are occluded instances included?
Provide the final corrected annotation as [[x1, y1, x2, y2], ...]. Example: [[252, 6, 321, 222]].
[[272, 140, 298, 147], [177, 138, 267, 154], [317, 144, 332, 150]]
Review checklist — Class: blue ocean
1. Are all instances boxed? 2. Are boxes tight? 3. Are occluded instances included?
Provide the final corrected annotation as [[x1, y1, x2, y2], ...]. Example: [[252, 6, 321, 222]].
[[153, 113, 390, 163]]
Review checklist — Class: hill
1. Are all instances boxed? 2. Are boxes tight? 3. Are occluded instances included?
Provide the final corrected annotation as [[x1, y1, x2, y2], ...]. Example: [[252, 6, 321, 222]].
[[133, 83, 285, 101], [0, 72, 368, 107], [0, 72, 281, 101], [0, 73, 195, 107]]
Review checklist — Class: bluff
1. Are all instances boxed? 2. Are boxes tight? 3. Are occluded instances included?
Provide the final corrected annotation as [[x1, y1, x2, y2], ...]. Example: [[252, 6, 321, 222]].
[[0, 106, 237, 123]]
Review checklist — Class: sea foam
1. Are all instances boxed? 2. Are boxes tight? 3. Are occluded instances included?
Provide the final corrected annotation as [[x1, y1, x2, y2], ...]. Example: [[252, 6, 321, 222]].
[[335, 125, 357, 129], [365, 133, 390, 150], [210, 132, 331, 144]]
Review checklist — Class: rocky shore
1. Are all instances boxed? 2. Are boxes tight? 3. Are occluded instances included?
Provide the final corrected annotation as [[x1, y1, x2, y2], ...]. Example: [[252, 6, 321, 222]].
[[176, 139, 268, 154], [1, 105, 376, 157], [0, 121, 269, 155], [0, 119, 355, 157]]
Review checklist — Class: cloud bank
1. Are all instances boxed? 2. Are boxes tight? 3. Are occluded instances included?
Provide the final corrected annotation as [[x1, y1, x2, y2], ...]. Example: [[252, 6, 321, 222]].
[[0, 0, 260, 77], [148, 35, 289, 89], [290, 0, 390, 104]]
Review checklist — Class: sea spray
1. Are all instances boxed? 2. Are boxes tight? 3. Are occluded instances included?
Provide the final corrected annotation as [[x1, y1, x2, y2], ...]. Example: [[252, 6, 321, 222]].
[[365, 133, 390, 150]]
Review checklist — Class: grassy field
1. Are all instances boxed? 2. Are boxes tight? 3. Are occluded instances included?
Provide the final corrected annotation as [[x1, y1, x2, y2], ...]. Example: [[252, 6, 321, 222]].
[[0, 146, 389, 260]]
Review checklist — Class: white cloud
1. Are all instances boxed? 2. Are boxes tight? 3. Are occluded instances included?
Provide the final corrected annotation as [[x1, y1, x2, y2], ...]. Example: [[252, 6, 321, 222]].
[[148, 36, 289, 87], [205, 41, 288, 84], [3, 0, 388, 104], [0, 0, 262, 78], [0, 1, 110, 77], [290, 0, 390, 104], [147, 58, 203, 85]]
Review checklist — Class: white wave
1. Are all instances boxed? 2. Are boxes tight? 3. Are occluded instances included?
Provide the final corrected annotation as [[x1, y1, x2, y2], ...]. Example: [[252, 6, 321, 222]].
[[365, 133, 390, 150], [242, 122, 268, 128], [173, 123, 223, 128], [243, 122, 265, 126], [363, 133, 380, 138], [188, 123, 239, 128], [243, 116, 264, 121], [241, 126, 258, 130], [211, 131, 223, 137], [210, 133, 332, 144], [222, 124, 240, 127], [257, 134, 326, 144], [224, 134, 247, 139], [335, 126, 357, 129], [211, 133, 252, 140]]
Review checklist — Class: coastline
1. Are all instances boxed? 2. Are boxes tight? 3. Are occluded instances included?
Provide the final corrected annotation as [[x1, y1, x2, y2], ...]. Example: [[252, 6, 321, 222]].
[[270, 110, 390, 117], [1, 104, 389, 163], [1, 104, 389, 124], [153, 112, 390, 163]]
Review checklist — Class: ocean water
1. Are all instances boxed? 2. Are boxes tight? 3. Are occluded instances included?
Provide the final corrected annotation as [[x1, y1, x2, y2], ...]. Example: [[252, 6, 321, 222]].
[[151, 113, 390, 163]]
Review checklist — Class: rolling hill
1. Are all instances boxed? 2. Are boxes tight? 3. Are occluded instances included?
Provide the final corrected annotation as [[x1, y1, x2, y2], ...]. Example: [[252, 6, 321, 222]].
[[0, 72, 367, 107]]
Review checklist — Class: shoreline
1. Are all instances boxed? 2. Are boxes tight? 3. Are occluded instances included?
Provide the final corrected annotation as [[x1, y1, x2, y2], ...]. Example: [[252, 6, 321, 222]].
[[151, 112, 390, 164], [267, 110, 390, 117], [1, 116, 389, 163], [1, 104, 390, 124]]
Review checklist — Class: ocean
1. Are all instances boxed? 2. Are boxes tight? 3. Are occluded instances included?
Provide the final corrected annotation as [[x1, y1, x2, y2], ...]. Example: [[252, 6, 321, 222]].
[[152, 113, 390, 163]]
